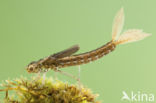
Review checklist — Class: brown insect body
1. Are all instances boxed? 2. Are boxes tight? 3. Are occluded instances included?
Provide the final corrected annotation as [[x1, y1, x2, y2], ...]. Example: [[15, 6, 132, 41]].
[[27, 41, 116, 73], [26, 8, 150, 73], [56, 41, 116, 68]]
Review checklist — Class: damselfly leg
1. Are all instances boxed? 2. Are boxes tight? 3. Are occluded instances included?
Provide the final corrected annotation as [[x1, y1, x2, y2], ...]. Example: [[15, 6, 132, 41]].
[[55, 69, 79, 82], [42, 72, 46, 85], [54, 67, 82, 88], [54, 68, 58, 80], [78, 65, 81, 87], [32, 72, 41, 83]]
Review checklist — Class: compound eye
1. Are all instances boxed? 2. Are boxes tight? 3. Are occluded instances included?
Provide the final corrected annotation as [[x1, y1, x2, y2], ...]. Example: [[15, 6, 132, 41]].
[[29, 67, 34, 71]]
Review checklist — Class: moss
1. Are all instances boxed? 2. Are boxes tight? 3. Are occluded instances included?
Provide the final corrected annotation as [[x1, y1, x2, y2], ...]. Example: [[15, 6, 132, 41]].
[[0, 76, 100, 103]]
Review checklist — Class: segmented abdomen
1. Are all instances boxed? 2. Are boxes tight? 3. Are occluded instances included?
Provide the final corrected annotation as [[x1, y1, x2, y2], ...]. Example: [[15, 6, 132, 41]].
[[56, 41, 116, 68]]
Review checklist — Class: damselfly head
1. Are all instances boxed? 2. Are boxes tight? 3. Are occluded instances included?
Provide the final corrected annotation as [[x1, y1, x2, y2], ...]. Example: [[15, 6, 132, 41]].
[[26, 61, 40, 73]]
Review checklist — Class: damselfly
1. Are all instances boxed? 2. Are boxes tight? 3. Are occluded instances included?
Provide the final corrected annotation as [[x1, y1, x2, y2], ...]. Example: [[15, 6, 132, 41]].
[[26, 8, 151, 81]]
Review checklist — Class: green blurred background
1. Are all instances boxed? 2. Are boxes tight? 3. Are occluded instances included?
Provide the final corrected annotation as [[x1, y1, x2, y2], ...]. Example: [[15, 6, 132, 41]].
[[0, 0, 155, 102]]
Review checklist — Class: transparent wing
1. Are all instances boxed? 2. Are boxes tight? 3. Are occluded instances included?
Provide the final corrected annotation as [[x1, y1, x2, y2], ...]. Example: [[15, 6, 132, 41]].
[[112, 8, 125, 41]]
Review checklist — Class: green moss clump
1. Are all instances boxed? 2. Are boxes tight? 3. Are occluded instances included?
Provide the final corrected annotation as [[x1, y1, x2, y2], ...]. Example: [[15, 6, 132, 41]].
[[0, 76, 100, 103]]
